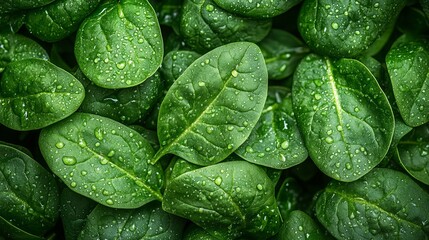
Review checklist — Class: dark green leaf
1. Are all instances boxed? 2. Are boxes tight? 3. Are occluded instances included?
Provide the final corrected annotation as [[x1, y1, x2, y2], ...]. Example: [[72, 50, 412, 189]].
[[292, 54, 394, 181], [39, 112, 164, 208], [0, 59, 85, 131], [213, 0, 302, 18], [160, 50, 201, 88], [316, 168, 429, 239], [278, 210, 332, 240], [152, 42, 268, 166], [236, 86, 307, 169], [75, 0, 163, 89], [162, 161, 281, 239]]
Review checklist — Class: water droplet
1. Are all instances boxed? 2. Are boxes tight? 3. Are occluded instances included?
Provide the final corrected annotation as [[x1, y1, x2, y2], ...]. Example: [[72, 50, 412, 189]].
[[55, 142, 64, 149], [256, 184, 263, 190], [227, 126, 234, 131], [231, 69, 238, 77], [280, 141, 289, 149], [325, 137, 334, 144], [314, 79, 323, 86], [206, 126, 214, 134], [94, 128, 103, 141], [245, 146, 254, 153], [205, 4, 214, 11], [421, 150, 428, 156], [100, 158, 109, 165], [116, 62, 126, 70], [214, 177, 222, 186], [337, 125, 343, 131], [198, 81, 206, 87], [129, 224, 136, 232], [346, 162, 352, 170], [298, 225, 303, 231], [354, 107, 360, 112], [70, 182, 77, 188], [314, 93, 322, 100], [107, 150, 115, 157], [227, 144, 233, 149], [331, 22, 339, 29], [106, 199, 114, 205], [81, 170, 87, 176], [62, 156, 77, 166]]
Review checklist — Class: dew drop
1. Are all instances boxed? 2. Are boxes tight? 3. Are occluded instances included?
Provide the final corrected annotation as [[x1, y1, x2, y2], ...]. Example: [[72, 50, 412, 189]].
[[325, 137, 334, 144], [245, 146, 254, 153], [354, 107, 360, 112], [256, 184, 263, 190], [116, 62, 126, 70], [314, 94, 322, 100], [106, 199, 114, 205], [206, 127, 214, 134], [198, 81, 206, 87], [345, 162, 352, 170], [70, 182, 77, 188], [94, 128, 103, 141], [107, 150, 115, 157], [62, 156, 77, 166], [231, 69, 238, 77], [55, 142, 64, 149], [337, 125, 343, 131], [280, 140, 289, 149], [227, 144, 233, 149], [214, 177, 222, 186], [331, 22, 339, 29], [81, 170, 87, 176], [205, 4, 214, 11]]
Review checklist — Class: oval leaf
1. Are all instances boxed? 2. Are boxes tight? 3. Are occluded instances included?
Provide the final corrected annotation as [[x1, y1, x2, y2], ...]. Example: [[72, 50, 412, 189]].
[[75, 0, 163, 89], [153, 42, 268, 165], [236, 86, 308, 169], [162, 161, 281, 239], [0, 59, 85, 131], [316, 168, 429, 239], [292, 54, 394, 181], [0, 144, 59, 237], [39, 112, 164, 208], [386, 35, 429, 127]]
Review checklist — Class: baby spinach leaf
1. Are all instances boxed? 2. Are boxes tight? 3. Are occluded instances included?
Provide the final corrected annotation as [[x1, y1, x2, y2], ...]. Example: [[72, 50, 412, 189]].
[[60, 188, 97, 240], [213, 0, 302, 18], [0, 59, 85, 131], [278, 210, 333, 240], [25, 0, 102, 42], [276, 177, 304, 219], [162, 161, 281, 239], [38, 112, 164, 208], [152, 42, 268, 166], [298, 0, 407, 57], [258, 29, 309, 80], [316, 168, 429, 239], [395, 123, 429, 185], [160, 50, 201, 88], [77, 69, 162, 124], [0, 144, 60, 238], [74, 0, 163, 89], [79, 202, 186, 239], [179, 0, 272, 53], [0, 32, 49, 73], [292, 54, 394, 182], [386, 35, 429, 127], [165, 157, 200, 184], [236, 86, 307, 169], [183, 223, 223, 240], [1, 0, 55, 13]]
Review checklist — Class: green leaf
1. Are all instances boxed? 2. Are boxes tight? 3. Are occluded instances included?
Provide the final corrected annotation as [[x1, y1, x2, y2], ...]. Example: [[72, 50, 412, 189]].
[[179, 0, 271, 53], [183, 223, 224, 240], [60, 188, 97, 240], [0, 0, 55, 13], [292, 54, 394, 181], [75, 0, 163, 89], [160, 50, 201, 88], [278, 210, 332, 240], [0, 144, 60, 237], [0, 59, 85, 131], [39, 112, 164, 208], [236, 86, 308, 169], [0, 32, 49, 73], [258, 29, 309, 80], [152, 42, 268, 166], [162, 161, 281, 239], [396, 123, 429, 185], [298, 0, 407, 57], [213, 0, 302, 18], [79, 202, 186, 239], [25, 0, 102, 42], [77, 69, 162, 124], [316, 168, 429, 239], [386, 35, 429, 127]]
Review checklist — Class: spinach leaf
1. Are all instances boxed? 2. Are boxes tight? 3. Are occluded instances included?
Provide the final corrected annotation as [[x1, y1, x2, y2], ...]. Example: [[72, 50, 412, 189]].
[[386, 35, 429, 127], [0, 58, 85, 131], [152, 42, 268, 166], [292, 54, 394, 181], [395, 123, 429, 185], [160, 50, 201, 88], [25, 0, 102, 42], [258, 29, 309, 80], [162, 161, 281, 239], [179, 0, 272, 53], [316, 168, 429, 239], [0, 144, 59, 238], [60, 188, 97, 240], [0, 32, 49, 73], [236, 86, 307, 169], [278, 210, 332, 240], [77, 69, 162, 124], [298, 0, 407, 57], [38, 112, 164, 208], [213, 0, 302, 18], [183, 224, 222, 240], [74, 0, 163, 89], [0, 0, 55, 13], [79, 202, 186, 239]]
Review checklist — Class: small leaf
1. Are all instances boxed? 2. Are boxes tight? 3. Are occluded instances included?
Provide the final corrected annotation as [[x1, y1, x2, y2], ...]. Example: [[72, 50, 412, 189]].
[[0, 59, 85, 131], [75, 0, 163, 89], [316, 168, 429, 239], [213, 0, 302, 18], [279, 210, 333, 240], [162, 161, 281, 239], [292, 54, 394, 181], [39, 112, 164, 208], [153, 42, 268, 166]]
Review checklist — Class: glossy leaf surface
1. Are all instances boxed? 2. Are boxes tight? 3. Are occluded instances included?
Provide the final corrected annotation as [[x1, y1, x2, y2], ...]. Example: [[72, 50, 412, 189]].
[[213, 0, 302, 18], [278, 210, 332, 240], [153, 42, 268, 166], [0, 59, 85, 131], [292, 54, 394, 181], [75, 0, 163, 88], [160, 50, 201, 88], [39, 112, 164, 208]]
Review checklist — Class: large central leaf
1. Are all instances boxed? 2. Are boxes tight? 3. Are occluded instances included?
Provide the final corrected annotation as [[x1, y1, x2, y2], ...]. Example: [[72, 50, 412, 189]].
[[292, 54, 394, 181], [152, 42, 268, 166]]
